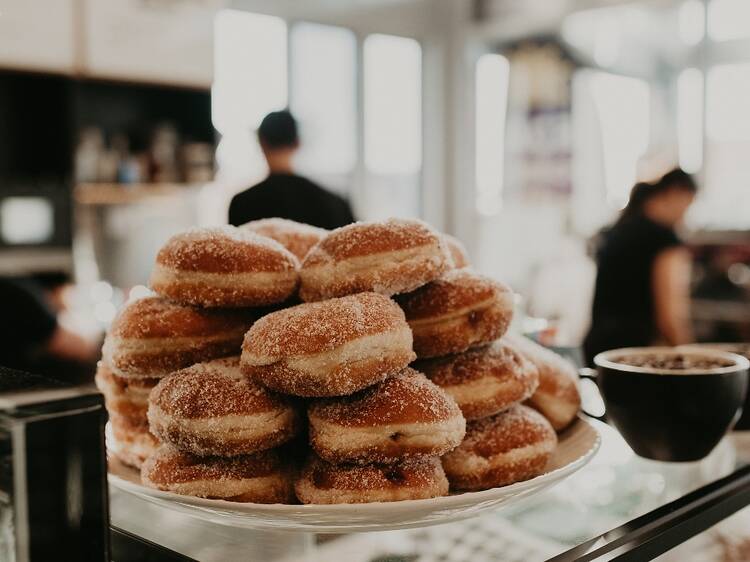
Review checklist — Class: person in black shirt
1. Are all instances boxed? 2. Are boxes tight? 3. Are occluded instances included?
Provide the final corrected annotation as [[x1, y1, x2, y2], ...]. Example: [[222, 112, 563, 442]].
[[583, 169, 698, 365], [228, 110, 355, 229], [0, 275, 98, 382]]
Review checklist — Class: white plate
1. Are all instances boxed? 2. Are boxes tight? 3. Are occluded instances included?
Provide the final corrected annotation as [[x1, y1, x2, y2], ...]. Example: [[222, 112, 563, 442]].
[[108, 417, 600, 532]]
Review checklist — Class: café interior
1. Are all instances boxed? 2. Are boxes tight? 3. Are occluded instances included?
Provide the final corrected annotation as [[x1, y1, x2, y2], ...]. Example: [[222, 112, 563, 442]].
[[2, 1, 750, 561]]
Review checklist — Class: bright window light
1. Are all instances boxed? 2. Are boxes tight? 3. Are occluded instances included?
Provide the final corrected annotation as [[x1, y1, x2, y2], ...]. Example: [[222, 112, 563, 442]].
[[1, 197, 54, 244], [678, 68, 704, 173], [290, 22, 357, 176], [475, 53, 510, 216], [708, 0, 750, 42], [679, 0, 705, 45], [707, 63, 750, 141], [213, 10, 287, 184], [590, 72, 650, 208], [364, 34, 422, 175]]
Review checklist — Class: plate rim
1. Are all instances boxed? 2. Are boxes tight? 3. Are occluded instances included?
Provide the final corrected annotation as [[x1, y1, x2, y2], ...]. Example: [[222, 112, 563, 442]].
[[108, 416, 601, 520]]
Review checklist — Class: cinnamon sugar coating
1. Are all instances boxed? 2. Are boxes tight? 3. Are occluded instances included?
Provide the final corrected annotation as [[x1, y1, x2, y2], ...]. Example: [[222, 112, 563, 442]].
[[442, 405, 557, 491], [240, 218, 328, 261], [396, 270, 514, 358], [299, 218, 451, 301], [308, 369, 466, 464], [148, 357, 300, 457], [415, 338, 539, 420], [505, 334, 581, 430], [102, 296, 255, 379], [142, 445, 296, 503], [295, 455, 449, 504], [151, 226, 300, 307], [241, 293, 416, 397]]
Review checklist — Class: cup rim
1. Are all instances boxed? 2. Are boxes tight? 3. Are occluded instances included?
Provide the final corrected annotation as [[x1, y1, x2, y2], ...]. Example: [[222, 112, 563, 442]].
[[594, 346, 750, 375]]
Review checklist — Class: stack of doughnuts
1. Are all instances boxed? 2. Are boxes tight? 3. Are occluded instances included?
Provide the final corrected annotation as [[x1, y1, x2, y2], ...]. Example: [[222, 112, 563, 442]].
[[241, 292, 464, 504], [396, 266, 561, 491], [97, 217, 579, 504], [98, 295, 257, 468]]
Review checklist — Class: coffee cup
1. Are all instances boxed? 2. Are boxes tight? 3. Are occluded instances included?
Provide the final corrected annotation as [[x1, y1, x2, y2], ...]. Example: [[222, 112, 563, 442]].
[[592, 347, 749, 462]]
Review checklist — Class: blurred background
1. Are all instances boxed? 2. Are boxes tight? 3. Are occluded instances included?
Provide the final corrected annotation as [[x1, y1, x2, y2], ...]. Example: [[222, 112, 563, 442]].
[[1, 0, 749, 371]]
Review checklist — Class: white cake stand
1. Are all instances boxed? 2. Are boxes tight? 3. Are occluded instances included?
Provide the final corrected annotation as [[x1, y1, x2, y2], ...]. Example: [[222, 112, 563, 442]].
[[109, 417, 599, 537]]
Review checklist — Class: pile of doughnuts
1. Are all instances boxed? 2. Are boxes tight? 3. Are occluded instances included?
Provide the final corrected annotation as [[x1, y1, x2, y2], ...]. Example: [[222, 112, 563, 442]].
[[98, 217, 581, 504]]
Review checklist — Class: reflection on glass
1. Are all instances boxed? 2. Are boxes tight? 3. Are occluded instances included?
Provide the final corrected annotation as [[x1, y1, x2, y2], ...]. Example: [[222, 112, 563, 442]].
[[290, 22, 357, 179], [475, 53, 510, 216], [213, 10, 287, 184], [364, 34, 422, 175]]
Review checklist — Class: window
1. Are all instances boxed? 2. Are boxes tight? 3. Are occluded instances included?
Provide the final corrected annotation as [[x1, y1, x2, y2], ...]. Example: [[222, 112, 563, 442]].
[[362, 34, 422, 219], [679, 0, 705, 46], [677, 68, 704, 173], [590, 72, 650, 208], [290, 22, 357, 187], [364, 34, 422, 176], [213, 10, 287, 184], [475, 54, 510, 216], [708, 0, 750, 42], [698, 62, 750, 228]]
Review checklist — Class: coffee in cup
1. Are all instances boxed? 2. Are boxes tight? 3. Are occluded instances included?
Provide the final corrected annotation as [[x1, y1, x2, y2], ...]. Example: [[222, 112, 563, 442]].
[[593, 347, 749, 462]]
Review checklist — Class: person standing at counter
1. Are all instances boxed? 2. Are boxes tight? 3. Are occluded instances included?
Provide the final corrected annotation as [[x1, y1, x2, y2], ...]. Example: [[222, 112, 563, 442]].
[[228, 110, 355, 229], [584, 169, 698, 365]]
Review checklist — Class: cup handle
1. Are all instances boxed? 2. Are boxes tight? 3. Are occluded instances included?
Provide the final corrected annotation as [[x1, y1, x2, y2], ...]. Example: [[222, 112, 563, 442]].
[[578, 368, 607, 421]]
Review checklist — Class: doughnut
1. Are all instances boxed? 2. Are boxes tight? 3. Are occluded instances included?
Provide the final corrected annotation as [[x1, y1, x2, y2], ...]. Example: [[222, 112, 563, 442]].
[[415, 338, 539, 420], [95, 361, 158, 426], [442, 404, 557, 491], [444, 234, 470, 268], [308, 368, 465, 464], [102, 296, 255, 379], [109, 412, 159, 469], [150, 226, 300, 307], [148, 357, 299, 457], [295, 455, 448, 504], [142, 445, 296, 503], [299, 218, 451, 302], [395, 269, 515, 359], [240, 218, 328, 261], [241, 292, 416, 397], [505, 334, 581, 430]]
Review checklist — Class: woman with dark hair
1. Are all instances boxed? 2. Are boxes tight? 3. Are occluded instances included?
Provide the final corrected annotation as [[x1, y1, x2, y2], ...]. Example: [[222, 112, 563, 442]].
[[583, 168, 698, 365]]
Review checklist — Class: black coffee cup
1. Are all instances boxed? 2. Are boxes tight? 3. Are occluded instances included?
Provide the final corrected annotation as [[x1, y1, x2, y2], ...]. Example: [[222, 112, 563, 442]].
[[592, 347, 749, 462]]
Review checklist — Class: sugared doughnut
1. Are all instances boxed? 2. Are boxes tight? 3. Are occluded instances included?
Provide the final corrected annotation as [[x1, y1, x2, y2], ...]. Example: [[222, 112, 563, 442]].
[[295, 455, 448, 504], [109, 412, 159, 469], [396, 269, 514, 359], [142, 445, 296, 503], [150, 226, 300, 307], [415, 339, 539, 420], [240, 218, 328, 261], [148, 357, 299, 457], [308, 368, 465, 464], [442, 405, 557, 491], [95, 361, 158, 425], [299, 218, 451, 302], [241, 292, 416, 397], [505, 334, 581, 431], [102, 296, 255, 379], [444, 234, 470, 268]]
